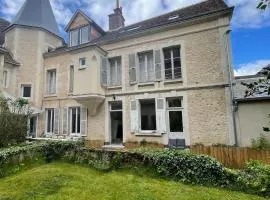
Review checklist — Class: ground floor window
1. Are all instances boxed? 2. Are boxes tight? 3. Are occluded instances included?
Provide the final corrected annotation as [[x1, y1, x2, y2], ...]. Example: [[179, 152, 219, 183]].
[[69, 107, 80, 134], [167, 98, 183, 133], [140, 99, 156, 131], [46, 109, 54, 133]]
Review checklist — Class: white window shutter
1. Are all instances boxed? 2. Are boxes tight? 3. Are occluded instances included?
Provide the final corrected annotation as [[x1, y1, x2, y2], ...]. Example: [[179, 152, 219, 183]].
[[80, 107, 87, 135], [156, 98, 166, 134], [54, 108, 59, 135], [62, 107, 68, 135], [129, 53, 137, 84], [130, 100, 139, 133], [101, 56, 108, 86], [154, 49, 162, 80]]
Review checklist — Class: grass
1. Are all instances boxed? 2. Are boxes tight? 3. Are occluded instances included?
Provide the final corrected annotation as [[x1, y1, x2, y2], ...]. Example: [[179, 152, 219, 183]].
[[0, 163, 267, 200]]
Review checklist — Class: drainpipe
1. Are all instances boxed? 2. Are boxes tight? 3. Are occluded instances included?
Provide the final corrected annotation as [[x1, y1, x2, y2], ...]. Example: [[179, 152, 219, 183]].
[[224, 30, 238, 146]]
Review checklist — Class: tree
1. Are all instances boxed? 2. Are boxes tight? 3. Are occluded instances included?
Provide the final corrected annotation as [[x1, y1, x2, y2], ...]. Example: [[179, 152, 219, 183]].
[[257, 0, 269, 10]]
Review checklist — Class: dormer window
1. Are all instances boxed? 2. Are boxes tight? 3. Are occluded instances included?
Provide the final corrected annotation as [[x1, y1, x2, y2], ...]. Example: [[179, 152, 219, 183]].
[[69, 26, 90, 47]]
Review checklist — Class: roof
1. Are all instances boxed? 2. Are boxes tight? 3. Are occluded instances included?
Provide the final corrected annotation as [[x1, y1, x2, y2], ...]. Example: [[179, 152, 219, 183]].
[[65, 9, 105, 34], [234, 74, 264, 80], [10, 0, 60, 36], [0, 18, 10, 45], [92, 0, 233, 45], [235, 96, 270, 103], [0, 47, 20, 66], [45, 0, 233, 57]]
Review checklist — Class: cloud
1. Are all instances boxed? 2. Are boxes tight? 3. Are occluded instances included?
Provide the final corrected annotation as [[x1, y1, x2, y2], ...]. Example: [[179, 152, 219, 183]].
[[234, 60, 270, 76], [227, 0, 270, 28]]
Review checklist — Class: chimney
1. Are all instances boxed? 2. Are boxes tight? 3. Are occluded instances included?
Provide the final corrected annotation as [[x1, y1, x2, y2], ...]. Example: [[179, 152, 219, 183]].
[[109, 0, 125, 30]]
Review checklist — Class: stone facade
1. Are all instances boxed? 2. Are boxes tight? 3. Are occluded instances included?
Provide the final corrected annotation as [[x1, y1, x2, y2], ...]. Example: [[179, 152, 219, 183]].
[[1, 1, 235, 148]]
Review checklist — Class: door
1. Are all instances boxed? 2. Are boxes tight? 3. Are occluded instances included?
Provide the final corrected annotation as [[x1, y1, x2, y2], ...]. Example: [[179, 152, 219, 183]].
[[110, 101, 123, 144], [167, 98, 185, 148], [29, 116, 37, 138]]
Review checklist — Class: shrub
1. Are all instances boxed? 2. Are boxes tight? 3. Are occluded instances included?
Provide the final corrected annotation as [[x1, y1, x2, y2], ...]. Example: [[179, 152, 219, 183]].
[[251, 134, 270, 150], [0, 97, 32, 148], [130, 148, 235, 186], [236, 160, 270, 196]]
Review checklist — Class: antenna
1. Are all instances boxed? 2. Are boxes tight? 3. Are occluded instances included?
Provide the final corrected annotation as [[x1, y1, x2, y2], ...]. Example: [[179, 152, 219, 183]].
[[116, 0, 120, 8]]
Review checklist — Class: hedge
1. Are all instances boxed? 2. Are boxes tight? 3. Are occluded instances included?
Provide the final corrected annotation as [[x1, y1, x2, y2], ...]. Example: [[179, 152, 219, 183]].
[[0, 142, 269, 197]]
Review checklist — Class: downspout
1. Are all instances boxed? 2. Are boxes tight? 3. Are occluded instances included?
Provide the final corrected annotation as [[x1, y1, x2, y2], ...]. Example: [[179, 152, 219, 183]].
[[224, 30, 238, 146]]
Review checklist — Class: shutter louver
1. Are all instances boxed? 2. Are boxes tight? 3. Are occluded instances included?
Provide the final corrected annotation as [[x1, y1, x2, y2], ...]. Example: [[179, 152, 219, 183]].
[[80, 107, 87, 135], [154, 49, 162, 80], [130, 100, 138, 133], [54, 108, 59, 135], [129, 54, 137, 84], [101, 56, 108, 86], [156, 98, 166, 134]]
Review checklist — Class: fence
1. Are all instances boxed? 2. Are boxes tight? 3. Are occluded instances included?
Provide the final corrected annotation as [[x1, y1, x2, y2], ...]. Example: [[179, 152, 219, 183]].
[[190, 146, 270, 168]]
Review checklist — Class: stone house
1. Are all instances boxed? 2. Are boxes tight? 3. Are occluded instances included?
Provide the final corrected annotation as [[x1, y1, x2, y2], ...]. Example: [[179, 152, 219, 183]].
[[0, 0, 236, 148]]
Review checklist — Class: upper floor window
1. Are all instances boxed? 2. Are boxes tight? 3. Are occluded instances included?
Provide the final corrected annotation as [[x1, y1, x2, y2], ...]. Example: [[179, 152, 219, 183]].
[[138, 51, 154, 83], [79, 58, 86, 69], [69, 26, 90, 47], [21, 84, 31, 99], [47, 69, 56, 95], [3, 70, 8, 88], [163, 46, 181, 80], [108, 57, 121, 86]]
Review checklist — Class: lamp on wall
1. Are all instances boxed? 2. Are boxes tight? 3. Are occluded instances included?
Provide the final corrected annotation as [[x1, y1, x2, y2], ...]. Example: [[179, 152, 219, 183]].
[[113, 94, 116, 101]]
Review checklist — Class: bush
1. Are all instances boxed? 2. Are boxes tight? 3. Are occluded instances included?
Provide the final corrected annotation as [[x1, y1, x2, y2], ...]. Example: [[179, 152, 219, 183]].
[[0, 97, 32, 148], [129, 148, 235, 186], [236, 160, 270, 196], [251, 134, 270, 150]]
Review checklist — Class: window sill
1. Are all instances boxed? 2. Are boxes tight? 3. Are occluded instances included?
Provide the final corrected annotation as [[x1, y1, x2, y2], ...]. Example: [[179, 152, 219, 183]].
[[137, 82, 155, 87], [107, 85, 122, 90], [164, 79, 183, 85], [135, 132, 163, 137], [44, 94, 57, 98], [78, 67, 87, 70]]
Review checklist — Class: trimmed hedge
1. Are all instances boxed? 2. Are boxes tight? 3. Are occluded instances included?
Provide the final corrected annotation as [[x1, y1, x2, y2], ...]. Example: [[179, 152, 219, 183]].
[[0, 142, 269, 197]]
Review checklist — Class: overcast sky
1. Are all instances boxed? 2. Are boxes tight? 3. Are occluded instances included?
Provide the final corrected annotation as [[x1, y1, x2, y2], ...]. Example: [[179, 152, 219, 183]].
[[0, 0, 269, 76]]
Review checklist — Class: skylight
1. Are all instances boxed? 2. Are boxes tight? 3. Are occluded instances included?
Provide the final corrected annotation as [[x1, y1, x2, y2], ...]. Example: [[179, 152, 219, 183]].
[[168, 15, 179, 20], [120, 26, 141, 33]]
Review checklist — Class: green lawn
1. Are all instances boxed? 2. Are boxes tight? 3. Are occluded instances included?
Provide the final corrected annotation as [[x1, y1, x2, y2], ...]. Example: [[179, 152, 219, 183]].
[[0, 163, 267, 200]]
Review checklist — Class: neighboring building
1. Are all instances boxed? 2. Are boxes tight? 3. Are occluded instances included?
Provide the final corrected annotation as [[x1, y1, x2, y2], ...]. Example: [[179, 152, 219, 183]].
[[0, 0, 235, 148], [234, 74, 270, 147]]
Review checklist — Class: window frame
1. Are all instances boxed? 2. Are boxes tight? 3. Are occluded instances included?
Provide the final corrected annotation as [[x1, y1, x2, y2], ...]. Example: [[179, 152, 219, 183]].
[[108, 56, 122, 86], [69, 107, 81, 136], [69, 25, 91, 47], [166, 98, 184, 134], [163, 46, 182, 80], [21, 84, 32, 99], [79, 58, 86, 69], [45, 108, 55, 134], [138, 51, 154, 83], [139, 99, 157, 133], [47, 69, 57, 95]]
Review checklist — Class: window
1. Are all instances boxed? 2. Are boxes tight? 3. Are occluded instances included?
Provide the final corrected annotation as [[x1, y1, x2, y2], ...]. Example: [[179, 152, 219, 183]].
[[163, 46, 181, 80], [46, 109, 54, 134], [69, 65, 74, 93], [81, 26, 89, 44], [3, 70, 7, 88], [21, 85, 31, 98], [108, 57, 121, 86], [167, 98, 183, 133], [70, 29, 79, 46], [47, 69, 56, 94], [140, 99, 156, 131], [69, 107, 80, 134], [69, 26, 90, 47], [79, 58, 86, 69], [138, 51, 154, 82]]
